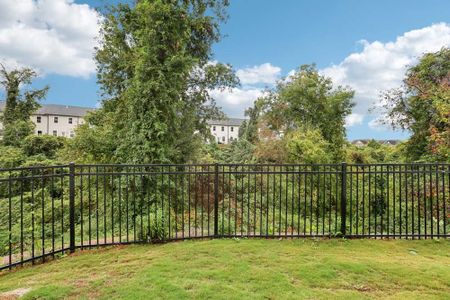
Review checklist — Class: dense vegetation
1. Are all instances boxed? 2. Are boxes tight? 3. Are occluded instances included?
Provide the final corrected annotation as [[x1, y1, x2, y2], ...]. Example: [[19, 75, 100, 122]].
[[381, 48, 450, 162], [0, 5, 448, 168], [63, 0, 237, 164], [0, 0, 448, 269]]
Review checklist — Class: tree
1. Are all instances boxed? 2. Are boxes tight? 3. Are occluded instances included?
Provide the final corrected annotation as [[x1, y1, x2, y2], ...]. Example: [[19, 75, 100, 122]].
[[221, 138, 256, 164], [345, 140, 403, 164], [240, 98, 264, 143], [285, 127, 332, 164], [0, 64, 48, 147], [0, 146, 25, 168], [381, 48, 450, 161], [76, 0, 237, 164], [255, 65, 354, 161]]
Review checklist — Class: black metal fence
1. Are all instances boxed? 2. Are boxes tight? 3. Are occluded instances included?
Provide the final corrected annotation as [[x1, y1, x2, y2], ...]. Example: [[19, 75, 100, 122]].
[[0, 163, 449, 270]]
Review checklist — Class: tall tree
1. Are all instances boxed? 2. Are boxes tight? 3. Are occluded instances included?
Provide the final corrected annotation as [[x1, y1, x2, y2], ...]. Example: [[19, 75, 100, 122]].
[[256, 65, 354, 161], [381, 48, 450, 161], [239, 98, 264, 144], [77, 0, 237, 164], [0, 65, 48, 147]]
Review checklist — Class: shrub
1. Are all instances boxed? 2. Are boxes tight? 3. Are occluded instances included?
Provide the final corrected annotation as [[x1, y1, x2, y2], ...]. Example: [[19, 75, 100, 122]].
[[285, 128, 332, 164], [22, 135, 66, 159], [0, 146, 25, 168]]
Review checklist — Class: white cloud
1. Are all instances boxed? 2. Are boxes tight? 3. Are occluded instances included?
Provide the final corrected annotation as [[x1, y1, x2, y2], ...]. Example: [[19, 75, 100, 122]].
[[345, 113, 364, 128], [321, 23, 450, 123], [213, 24, 450, 126], [211, 63, 282, 118], [0, 0, 101, 78], [210, 87, 264, 118], [368, 117, 388, 131], [236, 63, 281, 85]]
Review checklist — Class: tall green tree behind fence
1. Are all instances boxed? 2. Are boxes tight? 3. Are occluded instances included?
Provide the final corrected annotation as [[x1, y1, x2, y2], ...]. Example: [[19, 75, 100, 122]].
[[67, 0, 238, 164], [0, 65, 48, 147]]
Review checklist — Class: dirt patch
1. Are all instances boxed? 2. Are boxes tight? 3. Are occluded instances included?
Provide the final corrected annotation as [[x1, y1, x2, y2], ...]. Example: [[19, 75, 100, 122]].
[[352, 284, 374, 292], [0, 287, 31, 299]]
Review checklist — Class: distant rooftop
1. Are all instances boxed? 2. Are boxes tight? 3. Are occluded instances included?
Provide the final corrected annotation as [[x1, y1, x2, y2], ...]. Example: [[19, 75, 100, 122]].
[[207, 118, 246, 126], [0, 102, 246, 124], [0, 101, 93, 117], [351, 139, 402, 146]]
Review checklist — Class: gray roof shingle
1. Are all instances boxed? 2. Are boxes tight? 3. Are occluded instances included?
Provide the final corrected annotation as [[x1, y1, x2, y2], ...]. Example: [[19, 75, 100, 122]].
[[1, 102, 245, 125], [0, 102, 93, 117], [207, 118, 246, 126]]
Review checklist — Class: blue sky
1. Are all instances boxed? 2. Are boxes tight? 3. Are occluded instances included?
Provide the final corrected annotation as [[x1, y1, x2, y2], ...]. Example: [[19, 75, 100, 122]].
[[1, 0, 450, 140]]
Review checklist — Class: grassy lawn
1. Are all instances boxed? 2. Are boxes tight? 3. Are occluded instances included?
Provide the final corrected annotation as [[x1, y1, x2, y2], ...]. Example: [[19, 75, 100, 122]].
[[0, 239, 448, 299]]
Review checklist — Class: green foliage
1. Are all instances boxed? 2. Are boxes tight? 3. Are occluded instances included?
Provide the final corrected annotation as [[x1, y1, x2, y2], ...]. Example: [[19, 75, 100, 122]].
[[257, 65, 355, 162], [0, 146, 25, 168], [196, 143, 224, 163], [345, 140, 404, 164], [143, 209, 169, 242], [221, 138, 256, 164], [240, 98, 264, 143], [71, 0, 237, 164], [0, 64, 48, 147], [58, 118, 117, 163], [0, 144, 61, 170], [22, 135, 66, 159], [254, 138, 287, 164], [285, 127, 332, 164], [1, 120, 35, 147], [381, 47, 450, 162]]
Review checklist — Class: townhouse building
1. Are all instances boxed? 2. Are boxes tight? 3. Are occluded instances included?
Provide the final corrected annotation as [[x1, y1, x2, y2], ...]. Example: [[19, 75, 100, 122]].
[[1, 102, 245, 144], [0, 102, 92, 138], [207, 118, 245, 144]]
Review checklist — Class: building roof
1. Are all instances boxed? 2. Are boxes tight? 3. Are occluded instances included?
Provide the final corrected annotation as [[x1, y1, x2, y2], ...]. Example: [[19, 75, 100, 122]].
[[207, 118, 246, 126], [351, 139, 402, 146], [0, 102, 93, 117]]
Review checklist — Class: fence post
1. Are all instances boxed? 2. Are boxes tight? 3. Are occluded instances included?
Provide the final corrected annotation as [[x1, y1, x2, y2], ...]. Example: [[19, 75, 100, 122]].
[[214, 163, 219, 237], [340, 162, 347, 237], [69, 162, 76, 253]]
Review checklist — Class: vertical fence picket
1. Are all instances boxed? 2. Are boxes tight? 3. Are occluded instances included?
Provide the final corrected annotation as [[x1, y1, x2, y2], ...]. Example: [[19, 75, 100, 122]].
[[0, 162, 449, 271], [340, 163, 347, 237]]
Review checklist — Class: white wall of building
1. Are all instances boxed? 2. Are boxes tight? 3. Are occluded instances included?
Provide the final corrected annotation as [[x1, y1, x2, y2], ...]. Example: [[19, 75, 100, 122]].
[[33, 114, 85, 137], [210, 124, 240, 144], [2, 102, 244, 143]]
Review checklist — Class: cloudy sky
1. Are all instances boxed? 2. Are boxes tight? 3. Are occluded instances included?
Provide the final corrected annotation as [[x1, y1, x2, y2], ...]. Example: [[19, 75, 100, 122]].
[[0, 0, 449, 140]]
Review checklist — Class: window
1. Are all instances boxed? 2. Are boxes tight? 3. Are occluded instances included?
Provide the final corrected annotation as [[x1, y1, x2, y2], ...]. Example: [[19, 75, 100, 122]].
[[222, 136, 225, 142], [70, 131, 75, 138], [62, 132, 66, 137], [37, 130, 42, 135], [54, 116, 58, 123], [221, 126, 224, 131], [68, 117, 73, 124], [37, 116, 41, 123], [53, 130, 57, 136], [230, 137, 233, 141], [230, 126, 234, 132], [213, 126, 216, 131]]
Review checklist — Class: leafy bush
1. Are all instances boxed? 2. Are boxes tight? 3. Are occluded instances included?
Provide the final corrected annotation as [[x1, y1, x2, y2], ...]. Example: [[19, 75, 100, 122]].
[[1, 120, 35, 148], [285, 128, 332, 164], [0, 146, 25, 168], [22, 135, 66, 159], [137, 209, 170, 242]]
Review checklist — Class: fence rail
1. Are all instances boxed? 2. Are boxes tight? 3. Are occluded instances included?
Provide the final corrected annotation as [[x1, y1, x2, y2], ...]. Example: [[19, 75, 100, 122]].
[[0, 163, 449, 270]]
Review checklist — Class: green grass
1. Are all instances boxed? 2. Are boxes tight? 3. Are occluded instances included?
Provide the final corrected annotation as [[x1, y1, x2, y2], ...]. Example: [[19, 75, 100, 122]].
[[0, 239, 449, 299]]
